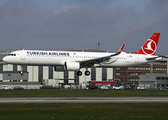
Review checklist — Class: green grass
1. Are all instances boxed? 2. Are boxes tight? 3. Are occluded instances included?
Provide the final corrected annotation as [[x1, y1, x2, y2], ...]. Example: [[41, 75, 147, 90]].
[[0, 103, 168, 120], [0, 89, 168, 97], [1, 89, 168, 120]]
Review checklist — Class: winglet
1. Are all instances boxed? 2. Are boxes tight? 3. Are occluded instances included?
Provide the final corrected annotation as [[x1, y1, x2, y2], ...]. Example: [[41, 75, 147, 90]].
[[82, 49, 86, 52], [117, 44, 125, 53]]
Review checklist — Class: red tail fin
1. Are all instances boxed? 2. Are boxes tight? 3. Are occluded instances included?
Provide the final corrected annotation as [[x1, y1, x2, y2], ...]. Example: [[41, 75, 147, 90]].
[[134, 33, 160, 55]]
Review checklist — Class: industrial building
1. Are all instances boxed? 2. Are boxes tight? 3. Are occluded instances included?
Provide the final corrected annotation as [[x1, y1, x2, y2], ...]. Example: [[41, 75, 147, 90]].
[[0, 71, 28, 82], [139, 73, 168, 89], [114, 60, 168, 88]]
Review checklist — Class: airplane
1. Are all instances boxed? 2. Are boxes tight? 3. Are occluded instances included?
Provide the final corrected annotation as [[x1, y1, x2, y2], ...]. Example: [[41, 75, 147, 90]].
[[2, 33, 162, 76]]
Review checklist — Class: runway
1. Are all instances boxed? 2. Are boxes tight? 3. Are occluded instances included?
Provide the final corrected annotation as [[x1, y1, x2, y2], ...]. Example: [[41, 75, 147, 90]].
[[0, 97, 168, 103]]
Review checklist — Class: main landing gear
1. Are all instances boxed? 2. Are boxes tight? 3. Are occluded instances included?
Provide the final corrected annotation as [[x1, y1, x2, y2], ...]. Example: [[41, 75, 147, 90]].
[[77, 70, 90, 76]]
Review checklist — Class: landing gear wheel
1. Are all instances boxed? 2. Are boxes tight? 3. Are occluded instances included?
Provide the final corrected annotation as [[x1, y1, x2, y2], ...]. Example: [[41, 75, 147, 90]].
[[77, 71, 82, 76], [85, 71, 90, 76]]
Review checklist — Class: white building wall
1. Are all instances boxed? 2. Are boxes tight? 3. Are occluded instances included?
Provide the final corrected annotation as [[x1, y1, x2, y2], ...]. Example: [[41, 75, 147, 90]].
[[53, 71, 64, 83], [8, 64, 13, 71], [17, 65, 22, 71], [107, 68, 113, 80], [27, 66, 38, 82], [68, 71, 74, 83], [3, 64, 13, 71], [96, 68, 102, 81], [3, 65, 8, 71], [0, 74, 2, 80], [2, 64, 12, 82], [79, 68, 85, 84], [43, 66, 49, 80]]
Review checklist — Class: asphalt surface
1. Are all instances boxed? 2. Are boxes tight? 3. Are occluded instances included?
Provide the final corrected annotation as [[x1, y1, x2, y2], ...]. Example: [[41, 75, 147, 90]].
[[0, 97, 168, 103]]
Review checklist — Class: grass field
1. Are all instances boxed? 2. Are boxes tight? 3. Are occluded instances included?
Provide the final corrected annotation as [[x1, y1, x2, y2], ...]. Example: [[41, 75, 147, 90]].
[[0, 89, 168, 120], [0, 89, 168, 97], [0, 103, 168, 120]]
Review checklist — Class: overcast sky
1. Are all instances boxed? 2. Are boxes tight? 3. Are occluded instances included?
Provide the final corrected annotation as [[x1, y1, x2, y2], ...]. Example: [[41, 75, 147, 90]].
[[0, 0, 168, 55]]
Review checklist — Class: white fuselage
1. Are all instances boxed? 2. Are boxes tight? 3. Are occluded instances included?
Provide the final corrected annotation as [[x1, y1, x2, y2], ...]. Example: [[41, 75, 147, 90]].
[[2, 50, 157, 68]]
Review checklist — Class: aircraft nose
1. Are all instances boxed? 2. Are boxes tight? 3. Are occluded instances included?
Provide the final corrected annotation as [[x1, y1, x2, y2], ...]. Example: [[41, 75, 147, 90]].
[[2, 56, 8, 63]]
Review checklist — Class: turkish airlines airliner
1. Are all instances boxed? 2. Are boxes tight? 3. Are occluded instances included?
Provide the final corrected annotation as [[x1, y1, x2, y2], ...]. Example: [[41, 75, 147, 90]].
[[2, 33, 162, 76]]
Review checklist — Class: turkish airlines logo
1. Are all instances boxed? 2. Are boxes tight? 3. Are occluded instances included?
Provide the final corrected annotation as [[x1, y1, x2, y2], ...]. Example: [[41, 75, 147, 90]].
[[142, 39, 157, 55]]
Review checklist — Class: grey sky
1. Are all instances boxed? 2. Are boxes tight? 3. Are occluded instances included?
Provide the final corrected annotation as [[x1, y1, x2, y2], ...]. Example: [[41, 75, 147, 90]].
[[0, 0, 168, 55]]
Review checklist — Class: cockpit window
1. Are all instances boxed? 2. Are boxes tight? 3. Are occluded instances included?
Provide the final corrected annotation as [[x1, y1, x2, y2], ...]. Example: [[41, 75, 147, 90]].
[[8, 54, 16, 56]]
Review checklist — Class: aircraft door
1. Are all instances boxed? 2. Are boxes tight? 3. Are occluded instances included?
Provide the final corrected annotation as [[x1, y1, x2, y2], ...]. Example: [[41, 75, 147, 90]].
[[21, 50, 26, 60]]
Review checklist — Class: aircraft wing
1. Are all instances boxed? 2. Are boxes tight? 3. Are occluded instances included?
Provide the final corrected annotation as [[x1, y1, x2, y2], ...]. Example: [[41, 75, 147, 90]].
[[79, 44, 125, 67], [146, 56, 162, 61]]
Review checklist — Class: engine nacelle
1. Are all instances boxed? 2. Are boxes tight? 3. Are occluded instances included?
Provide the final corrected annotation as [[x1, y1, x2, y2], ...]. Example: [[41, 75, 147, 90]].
[[64, 61, 80, 71]]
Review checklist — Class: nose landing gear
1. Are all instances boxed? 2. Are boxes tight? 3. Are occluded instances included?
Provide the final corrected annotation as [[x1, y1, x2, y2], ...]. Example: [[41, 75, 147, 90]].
[[19, 71, 23, 74], [19, 66, 24, 74]]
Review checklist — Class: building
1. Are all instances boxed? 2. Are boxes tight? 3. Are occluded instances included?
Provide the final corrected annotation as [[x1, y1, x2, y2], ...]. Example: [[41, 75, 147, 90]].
[[139, 73, 168, 89], [0, 71, 28, 82], [114, 61, 168, 86]]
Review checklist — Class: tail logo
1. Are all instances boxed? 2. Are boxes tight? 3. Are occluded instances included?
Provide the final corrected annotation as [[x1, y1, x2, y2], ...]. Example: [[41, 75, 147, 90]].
[[142, 39, 157, 55]]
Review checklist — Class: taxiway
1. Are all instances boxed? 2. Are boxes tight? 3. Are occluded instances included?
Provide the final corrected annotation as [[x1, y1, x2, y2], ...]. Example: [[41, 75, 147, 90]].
[[0, 97, 168, 103]]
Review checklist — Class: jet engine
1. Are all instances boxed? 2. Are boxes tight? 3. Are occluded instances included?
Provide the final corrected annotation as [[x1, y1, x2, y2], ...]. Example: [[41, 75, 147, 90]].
[[64, 61, 80, 71]]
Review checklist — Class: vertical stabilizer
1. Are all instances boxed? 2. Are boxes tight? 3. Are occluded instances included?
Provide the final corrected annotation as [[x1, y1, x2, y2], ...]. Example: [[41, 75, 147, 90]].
[[134, 33, 160, 55]]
